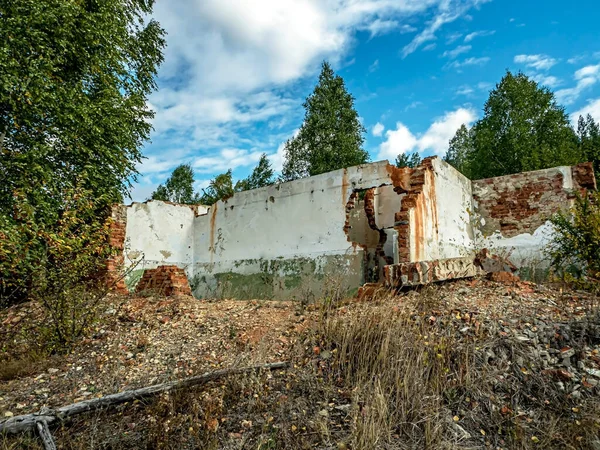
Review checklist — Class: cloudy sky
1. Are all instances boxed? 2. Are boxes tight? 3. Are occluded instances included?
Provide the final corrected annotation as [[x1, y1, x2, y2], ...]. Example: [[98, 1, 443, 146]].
[[131, 0, 600, 201]]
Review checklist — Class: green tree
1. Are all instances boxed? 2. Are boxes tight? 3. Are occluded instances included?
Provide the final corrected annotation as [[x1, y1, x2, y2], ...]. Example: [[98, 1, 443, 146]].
[[444, 124, 473, 173], [0, 0, 165, 300], [395, 151, 421, 169], [576, 114, 600, 176], [281, 62, 368, 181], [200, 170, 234, 206], [450, 71, 581, 179], [235, 154, 274, 191], [150, 164, 200, 204]]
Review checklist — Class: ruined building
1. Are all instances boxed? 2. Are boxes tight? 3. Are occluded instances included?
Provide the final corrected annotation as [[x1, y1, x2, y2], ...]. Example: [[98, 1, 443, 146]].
[[110, 157, 596, 299]]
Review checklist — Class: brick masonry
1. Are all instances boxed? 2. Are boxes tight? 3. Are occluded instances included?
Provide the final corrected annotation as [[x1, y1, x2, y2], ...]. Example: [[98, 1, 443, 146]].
[[107, 204, 128, 294], [135, 265, 192, 297], [472, 163, 596, 238]]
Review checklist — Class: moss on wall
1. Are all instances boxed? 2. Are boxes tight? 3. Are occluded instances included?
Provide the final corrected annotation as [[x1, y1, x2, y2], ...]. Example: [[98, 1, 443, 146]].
[[192, 253, 364, 301]]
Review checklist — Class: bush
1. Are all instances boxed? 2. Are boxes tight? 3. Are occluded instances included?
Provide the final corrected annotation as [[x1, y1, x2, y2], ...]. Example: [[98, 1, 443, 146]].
[[547, 191, 600, 284], [0, 181, 118, 350]]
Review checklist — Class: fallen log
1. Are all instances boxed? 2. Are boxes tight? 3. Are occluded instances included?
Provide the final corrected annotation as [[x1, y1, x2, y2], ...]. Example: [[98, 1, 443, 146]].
[[36, 421, 57, 450], [0, 361, 289, 435]]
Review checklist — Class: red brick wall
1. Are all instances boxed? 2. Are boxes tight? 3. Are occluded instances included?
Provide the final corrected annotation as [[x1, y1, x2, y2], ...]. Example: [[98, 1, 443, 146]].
[[135, 265, 192, 296], [472, 163, 596, 238], [106, 204, 128, 293]]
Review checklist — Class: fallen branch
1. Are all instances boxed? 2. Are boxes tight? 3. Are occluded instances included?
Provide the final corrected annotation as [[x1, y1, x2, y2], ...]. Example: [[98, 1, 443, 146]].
[[0, 361, 289, 435]]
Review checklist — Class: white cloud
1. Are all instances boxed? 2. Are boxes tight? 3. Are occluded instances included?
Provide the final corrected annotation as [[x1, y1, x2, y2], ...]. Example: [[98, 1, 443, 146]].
[[531, 74, 561, 88], [442, 45, 471, 59], [423, 43, 437, 51], [368, 59, 379, 72], [556, 64, 600, 105], [133, 0, 493, 200], [401, 0, 490, 58], [446, 56, 490, 69], [377, 108, 477, 159], [372, 122, 385, 137], [363, 19, 417, 37], [456, 86, 474, 96], [513, 54, 558, 70], [445, 32, 463, 44], [572, 98, 600, 124], [464, 29, 495, 42]]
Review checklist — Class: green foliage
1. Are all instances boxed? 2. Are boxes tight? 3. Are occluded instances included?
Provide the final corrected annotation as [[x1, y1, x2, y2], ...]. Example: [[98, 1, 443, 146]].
[[0, 0, 165, 299], [151, 164, 200, 204], [0, 182, 116, 348], [445, 71, 581, 179], [395, 151, 421, 169], [444, 124, 473, 173], [576, 114, 600, 177], [547, 191, 600, 282], [200, 154, 275, 205], [200, 170, 234, 206], [281, 62, 368, 181], [234, 154, 274, 192]]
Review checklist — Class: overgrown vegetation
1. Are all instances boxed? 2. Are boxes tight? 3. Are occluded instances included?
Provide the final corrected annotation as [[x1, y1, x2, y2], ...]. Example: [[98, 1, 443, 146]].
[[548, 191, 600, 286], [0, 0, 165, 302], [0, 182, 121, 350], [3, 287, 599, 449]]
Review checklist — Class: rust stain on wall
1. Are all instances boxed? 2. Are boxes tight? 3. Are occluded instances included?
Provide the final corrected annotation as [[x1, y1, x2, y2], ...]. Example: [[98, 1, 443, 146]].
[[341, 168, 349, 210], [209, 203, 218, 263]]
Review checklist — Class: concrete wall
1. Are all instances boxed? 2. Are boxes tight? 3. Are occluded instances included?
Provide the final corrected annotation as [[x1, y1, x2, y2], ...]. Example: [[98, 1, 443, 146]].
[[431, 158, 475, 260], [116, 160, 595, 298], [190, 162, 398, 299], [123, 201, 206, 288]]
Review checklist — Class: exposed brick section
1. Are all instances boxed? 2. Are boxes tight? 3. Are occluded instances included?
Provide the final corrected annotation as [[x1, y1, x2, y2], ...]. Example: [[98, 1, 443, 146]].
[[572, 162, 597, 192], [135, 265, 192, 297], [391, 157, 436, 263], [472, 165, 597, 238], [384, 256, 483, 288], [107, 205, 128, 294]]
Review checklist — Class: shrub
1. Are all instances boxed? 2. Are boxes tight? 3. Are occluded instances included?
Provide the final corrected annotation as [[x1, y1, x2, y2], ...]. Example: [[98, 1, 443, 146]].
[[547, 191, 600, 283], [0, 180, 119, 350]]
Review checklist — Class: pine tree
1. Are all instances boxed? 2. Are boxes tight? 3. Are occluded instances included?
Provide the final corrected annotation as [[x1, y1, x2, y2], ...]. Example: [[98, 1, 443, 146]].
[[281, 62, 368, 181], [200, 170, 234, 206], [395, 151, 421, 169], [235, 154, 274, 191], [576, 114, 600, 176], [444, 124, 473, 174]]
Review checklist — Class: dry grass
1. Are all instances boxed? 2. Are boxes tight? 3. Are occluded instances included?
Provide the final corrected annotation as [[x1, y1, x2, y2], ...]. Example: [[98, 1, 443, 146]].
[[2, 286, 600, 449]]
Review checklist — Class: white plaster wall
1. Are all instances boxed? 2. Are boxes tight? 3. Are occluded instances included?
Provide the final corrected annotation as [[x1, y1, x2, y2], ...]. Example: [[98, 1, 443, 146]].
[[479, 222, 554, 267], [124, 201, 200, 268], [193, 162, 394, 266], [431, 158, 475, 259]]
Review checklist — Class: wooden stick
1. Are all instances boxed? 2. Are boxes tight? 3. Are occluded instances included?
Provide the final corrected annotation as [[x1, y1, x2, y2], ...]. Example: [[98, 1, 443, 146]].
[[0, 361, 288, 435], [36, 421, 57, 450]]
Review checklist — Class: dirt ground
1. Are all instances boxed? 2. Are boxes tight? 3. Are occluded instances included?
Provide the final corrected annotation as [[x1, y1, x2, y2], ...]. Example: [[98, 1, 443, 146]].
[[1, 278, 599, 449]]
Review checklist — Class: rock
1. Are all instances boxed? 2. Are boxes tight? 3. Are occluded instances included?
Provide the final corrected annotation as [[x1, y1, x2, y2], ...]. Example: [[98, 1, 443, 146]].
[[335, 404, 351, 413], [488, 271, 520, 283], [560, 347, 575, 358], [585, 368, 600, 379], [47, 368, 59, 374]]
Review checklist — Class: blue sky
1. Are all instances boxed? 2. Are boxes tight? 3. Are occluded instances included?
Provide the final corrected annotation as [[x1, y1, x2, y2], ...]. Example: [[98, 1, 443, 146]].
[[131, 0, 600, 201]]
